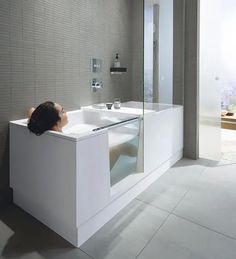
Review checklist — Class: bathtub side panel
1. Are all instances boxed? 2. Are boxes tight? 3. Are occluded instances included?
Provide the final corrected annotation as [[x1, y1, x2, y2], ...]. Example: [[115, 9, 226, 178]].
[[172, 106, 184, 155], [10, 123, 78, 245], [76, 131, 110, 227], [144, 107, 183, 173]]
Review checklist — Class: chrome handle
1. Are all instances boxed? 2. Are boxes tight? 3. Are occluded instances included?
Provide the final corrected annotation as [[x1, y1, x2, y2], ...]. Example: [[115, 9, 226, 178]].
[[91, 79, 103, 92], [92, 116, 141, 131]]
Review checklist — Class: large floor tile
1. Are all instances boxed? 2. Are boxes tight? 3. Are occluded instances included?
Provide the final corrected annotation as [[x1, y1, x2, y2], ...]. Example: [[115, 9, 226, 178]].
[[80, 199, 169, 259], [165, 158, 208, 184], [137, 214, 236, 259], [197, 163, 236, 192], [43, 249, 92, 259], [174, 171, 236, 239], [173, 158, 212, 167], [0, 205, 91, 259], [136, 181, 188, 213], [137, 159, 206, 212], [2, 252, 46, 259], [222, 129, 236, 153], [214, 159, 236, 167]]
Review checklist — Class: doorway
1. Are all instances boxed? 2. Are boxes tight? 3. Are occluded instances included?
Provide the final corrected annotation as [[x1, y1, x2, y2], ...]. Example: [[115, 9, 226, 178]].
[[199, 0, 236, 163]]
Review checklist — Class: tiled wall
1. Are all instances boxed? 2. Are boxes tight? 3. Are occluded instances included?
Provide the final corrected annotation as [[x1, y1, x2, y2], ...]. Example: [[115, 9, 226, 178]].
[[183, 0, 199, 159], [131, 0, 144, 101], [173, 0, 185, 106], [0, 0, 143, 203], [0, 0, 199, 205], [173, 0, 200, 159]]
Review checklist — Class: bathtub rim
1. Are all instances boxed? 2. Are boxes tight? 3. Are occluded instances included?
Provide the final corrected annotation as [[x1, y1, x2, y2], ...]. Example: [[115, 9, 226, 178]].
[[9, 103, 183, 142], [9, 118, 107, 142]]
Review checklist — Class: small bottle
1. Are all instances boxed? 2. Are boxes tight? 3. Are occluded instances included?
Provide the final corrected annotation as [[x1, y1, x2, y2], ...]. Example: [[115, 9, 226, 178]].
[[114, 98, 121, 109], [114, 53, 120, 68]]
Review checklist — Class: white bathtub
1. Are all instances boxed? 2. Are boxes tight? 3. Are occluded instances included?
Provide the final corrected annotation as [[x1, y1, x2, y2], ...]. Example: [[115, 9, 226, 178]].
[[10, 102, 183, 247]]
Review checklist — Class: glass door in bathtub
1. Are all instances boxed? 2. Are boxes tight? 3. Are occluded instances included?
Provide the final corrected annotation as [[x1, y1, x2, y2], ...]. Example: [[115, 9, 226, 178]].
[[92, 112, 144, 187], [107, 116, 143, 186]]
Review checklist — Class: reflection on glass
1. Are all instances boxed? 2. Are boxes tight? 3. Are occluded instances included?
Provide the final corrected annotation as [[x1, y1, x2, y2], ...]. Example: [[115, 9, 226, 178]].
[[144, 0, 173, 104], [108, 118, 143, 186]]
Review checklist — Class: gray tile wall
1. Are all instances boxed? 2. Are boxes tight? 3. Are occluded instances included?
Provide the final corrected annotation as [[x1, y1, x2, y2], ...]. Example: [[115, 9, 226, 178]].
[[173, 0, 185, 106], [173, 0, 200, 159], [0, 0, 143, 204], [131, 0, 144, 102], [0, 0, 200, 205], [183, 0, 199, 159]]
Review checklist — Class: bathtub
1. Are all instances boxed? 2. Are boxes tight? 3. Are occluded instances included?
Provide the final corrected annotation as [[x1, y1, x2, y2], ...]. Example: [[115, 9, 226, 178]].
[[10, 102, 183, 247]]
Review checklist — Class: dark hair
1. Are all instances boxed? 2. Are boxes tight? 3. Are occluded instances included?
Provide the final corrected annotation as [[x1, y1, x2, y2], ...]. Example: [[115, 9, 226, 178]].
[[28, 101, 60, 136]]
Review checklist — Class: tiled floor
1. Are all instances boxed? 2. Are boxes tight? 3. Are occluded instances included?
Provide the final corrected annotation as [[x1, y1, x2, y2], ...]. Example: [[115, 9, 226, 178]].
[[222, 128, 236, 162], [1, 157, 236, 259]]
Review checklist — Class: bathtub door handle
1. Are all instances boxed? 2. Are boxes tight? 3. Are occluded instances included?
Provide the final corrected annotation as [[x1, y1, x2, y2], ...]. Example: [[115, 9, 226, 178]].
[[92, 116, 140, 131]]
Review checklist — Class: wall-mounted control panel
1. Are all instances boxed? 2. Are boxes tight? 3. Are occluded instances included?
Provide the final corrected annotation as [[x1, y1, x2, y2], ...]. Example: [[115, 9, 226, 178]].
[[91, 78, 103, 92], [91, 58, 102, 73]]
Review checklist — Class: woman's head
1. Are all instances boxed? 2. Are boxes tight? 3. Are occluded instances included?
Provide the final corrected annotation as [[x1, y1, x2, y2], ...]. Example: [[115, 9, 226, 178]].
[[28, 101, 68, 135]]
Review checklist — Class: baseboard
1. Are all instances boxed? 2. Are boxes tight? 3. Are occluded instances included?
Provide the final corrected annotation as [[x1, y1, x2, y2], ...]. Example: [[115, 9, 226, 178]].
[[0, 188, 13, 208]]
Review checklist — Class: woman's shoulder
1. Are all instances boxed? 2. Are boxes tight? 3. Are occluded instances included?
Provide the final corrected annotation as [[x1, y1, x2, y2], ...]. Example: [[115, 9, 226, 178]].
[[28, 107, 35, 118]]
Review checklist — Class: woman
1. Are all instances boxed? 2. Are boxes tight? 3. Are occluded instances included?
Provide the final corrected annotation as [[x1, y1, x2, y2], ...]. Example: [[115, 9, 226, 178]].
[[28, 101, 68, 136]]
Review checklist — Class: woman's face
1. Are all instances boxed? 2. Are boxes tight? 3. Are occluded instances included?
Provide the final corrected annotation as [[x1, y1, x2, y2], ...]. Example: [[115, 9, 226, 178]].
[[55, 103, 68, 128]]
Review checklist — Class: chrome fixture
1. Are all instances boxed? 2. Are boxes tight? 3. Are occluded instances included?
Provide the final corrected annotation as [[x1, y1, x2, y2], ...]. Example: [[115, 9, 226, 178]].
[[91, 78, 103, 92], [91, 58, 102, 73]]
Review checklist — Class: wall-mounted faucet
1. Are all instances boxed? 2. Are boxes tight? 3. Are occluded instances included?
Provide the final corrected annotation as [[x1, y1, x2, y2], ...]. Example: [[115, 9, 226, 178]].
[[91, 78, 103, 92]]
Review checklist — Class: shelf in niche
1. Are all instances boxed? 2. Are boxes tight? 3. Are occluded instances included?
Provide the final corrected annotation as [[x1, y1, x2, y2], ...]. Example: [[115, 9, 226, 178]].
[[110, 67, 127, 75]]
